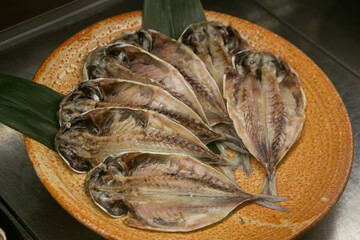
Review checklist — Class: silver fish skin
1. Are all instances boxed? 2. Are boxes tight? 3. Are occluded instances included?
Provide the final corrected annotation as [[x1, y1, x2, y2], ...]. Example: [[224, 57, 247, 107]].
[[112, 29, 229, 125], [58, 78, 220, 144], [224, 50, 306, 195], [85, 152, 289, 232], [83, 43, 208, 123], [55, 107, 228, 173], [179, 21, 250, 92]]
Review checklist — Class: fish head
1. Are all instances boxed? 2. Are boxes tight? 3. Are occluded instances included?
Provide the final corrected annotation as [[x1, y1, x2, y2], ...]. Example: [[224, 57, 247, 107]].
[[210, 21, 250, 54], [178, 21, 208, 54], [55, 112, 101, 173], [112, 29, 153, 52], [233, 50, 263, 78], [58, 80, 105, 125], [85, 155, 129, 218], [83, 45, 110, 79], [104, 43, 131, 67]]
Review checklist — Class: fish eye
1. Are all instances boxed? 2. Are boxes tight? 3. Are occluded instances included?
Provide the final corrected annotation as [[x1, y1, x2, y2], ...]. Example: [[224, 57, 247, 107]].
[[118, 51, 128, 64]]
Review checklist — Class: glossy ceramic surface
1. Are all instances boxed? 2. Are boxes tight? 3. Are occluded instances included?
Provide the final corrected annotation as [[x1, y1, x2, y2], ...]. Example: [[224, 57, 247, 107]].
[[27, 11, 353, 240]]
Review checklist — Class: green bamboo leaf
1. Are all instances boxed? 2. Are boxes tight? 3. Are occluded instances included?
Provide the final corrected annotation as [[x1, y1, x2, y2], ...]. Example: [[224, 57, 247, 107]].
[[207, 142, 221, 155], [0, 74, 64, 150], [142, 0, 206, 39]]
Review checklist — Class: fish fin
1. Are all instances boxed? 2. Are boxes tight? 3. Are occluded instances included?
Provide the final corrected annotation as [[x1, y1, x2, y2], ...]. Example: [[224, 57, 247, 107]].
[[262, 172, 277, 196], [222, 141, 249, 154], [234, 152, 252, 177], [124, 213, 148, 230], [253, 194, 291, 212], [253, 200, 289, 212], [219, 165, 237, 184], [217, 142, 252, 176], [216, 142, 229, 158], [215, 142, 237, 167]]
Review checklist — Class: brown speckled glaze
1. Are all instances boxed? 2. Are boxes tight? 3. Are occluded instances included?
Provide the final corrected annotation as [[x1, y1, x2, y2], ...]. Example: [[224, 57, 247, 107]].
[[27, 11, 353, 240]]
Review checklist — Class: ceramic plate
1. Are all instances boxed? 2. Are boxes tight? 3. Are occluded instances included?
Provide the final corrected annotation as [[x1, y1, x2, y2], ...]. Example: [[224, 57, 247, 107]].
[[27, 11, 353, 240]]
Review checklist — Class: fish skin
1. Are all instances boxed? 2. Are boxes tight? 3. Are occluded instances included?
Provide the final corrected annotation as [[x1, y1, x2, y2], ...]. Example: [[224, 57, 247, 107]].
[[179, 21, 250, 93], [55, 107, 227, 173], [224, 50, 306, 195], [112, 29, 229, 125], [58, 78, 220, 144], [84, 43, 208, 124], [85, 152, 289, 232]]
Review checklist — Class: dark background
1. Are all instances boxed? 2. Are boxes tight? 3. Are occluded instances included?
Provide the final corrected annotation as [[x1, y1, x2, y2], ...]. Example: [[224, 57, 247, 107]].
[[2, 0, 360, 74], [0, 0, 359, 239], [0, 0, 74, 30]]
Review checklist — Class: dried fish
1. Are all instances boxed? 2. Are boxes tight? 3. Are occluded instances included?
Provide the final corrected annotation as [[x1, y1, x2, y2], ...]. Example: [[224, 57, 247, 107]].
[[178, 22, 253, 175], [84, 43, 208, 123], [112, 29, 229, 125], [85, 152, 289, 232], [58, 78, 220, 144], [224, 50, 306, 195], [179, 21, 250, 92], [55, 107, 229, 173]]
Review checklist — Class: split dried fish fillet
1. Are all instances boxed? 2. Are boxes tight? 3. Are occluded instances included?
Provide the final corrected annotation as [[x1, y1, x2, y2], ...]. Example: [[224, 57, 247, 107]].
[[179, 21, 253, 176], [58, 78, 220, 144], [179, 21, 250, 92], [84, 43, 208, 123], [112, 29, 229, 125], [224, 50, 306, 195], [55, 107, 228, 173], [85, 152, 289, 232]]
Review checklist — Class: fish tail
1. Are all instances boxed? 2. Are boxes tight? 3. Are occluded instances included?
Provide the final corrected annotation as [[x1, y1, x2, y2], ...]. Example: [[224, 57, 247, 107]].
[[215, 143, 237, 182], [218, 141, 252, 176], [262, 172, 277, 196], [214, 143, 236, 167], [253, 194, 291, 212], [234, 152, 252, 177]]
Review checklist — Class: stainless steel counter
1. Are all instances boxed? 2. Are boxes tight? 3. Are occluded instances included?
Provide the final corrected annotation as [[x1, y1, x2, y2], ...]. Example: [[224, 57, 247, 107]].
[[0, 0, 359, 239]]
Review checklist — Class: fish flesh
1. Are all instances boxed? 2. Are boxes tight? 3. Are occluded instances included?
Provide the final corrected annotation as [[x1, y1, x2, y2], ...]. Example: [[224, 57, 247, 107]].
[[85, 152, 289, 232], [224, 50, 306, 195], [55, 107, 229, 173], [58, 78, 220, 144], [179, 21, 250, 92], [112, 29, 229, 125], [83, 43, 208, 123]]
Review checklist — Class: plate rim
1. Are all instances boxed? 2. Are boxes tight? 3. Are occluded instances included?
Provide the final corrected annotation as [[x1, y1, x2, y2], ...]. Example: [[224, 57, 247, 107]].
[[27, 10, 354, 240]]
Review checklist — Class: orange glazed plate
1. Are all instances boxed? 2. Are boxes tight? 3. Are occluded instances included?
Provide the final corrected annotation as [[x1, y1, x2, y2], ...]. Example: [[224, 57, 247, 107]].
[[27, 11, 353, 240]]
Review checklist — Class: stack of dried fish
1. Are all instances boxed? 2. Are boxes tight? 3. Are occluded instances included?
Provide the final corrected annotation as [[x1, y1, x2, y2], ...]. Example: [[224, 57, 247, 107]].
[[179, 22, 306, 195], [110, 26, 252, 178], [54, 20, 306, 232]]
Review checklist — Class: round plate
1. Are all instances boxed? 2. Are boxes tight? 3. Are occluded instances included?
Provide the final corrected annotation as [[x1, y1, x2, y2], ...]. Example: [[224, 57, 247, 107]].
[[27, 11, 353, 240]]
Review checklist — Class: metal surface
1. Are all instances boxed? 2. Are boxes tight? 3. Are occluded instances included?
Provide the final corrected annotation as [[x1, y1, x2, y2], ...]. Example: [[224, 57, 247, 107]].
[[0, 0, 358, 239]]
